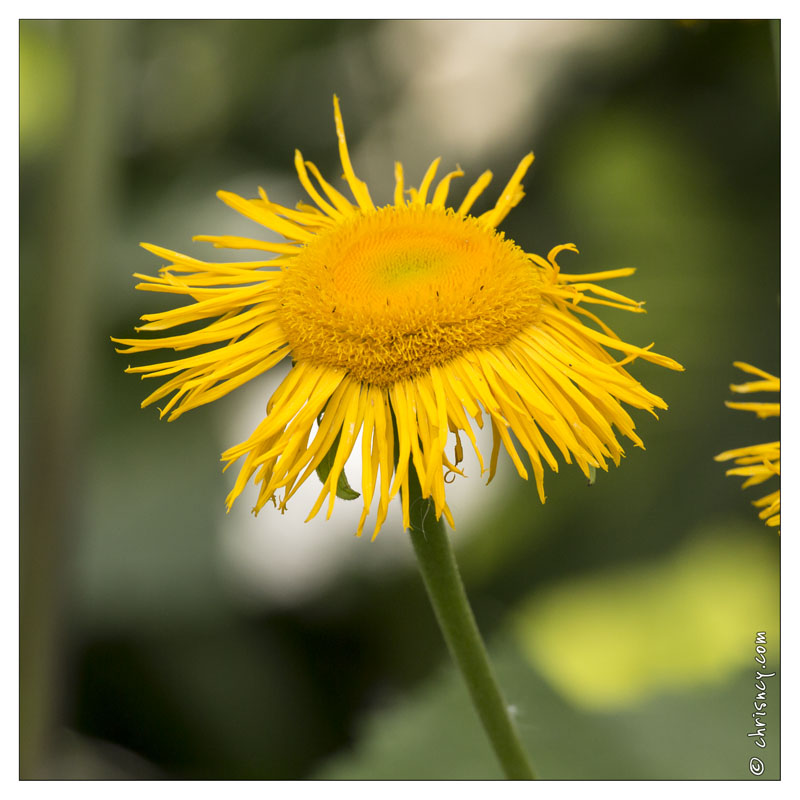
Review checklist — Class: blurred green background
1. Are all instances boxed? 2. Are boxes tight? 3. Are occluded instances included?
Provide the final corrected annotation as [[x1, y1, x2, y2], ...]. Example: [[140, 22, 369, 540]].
[[20, 20, 780, 780]]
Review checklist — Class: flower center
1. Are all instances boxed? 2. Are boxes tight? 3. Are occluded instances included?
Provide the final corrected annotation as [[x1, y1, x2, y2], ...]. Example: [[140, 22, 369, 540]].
[[278, 206, 543, 385]]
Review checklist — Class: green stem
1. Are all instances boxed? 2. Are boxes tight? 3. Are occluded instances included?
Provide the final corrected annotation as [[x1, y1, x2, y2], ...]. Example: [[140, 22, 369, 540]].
[[21, 21, 120, 777], [406, 468, 536, 780]]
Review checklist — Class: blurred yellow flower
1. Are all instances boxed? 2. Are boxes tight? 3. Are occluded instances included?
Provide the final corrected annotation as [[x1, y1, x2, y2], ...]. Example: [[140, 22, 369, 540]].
[[715, 362, 780, 529], [114, 96, 682, 538]]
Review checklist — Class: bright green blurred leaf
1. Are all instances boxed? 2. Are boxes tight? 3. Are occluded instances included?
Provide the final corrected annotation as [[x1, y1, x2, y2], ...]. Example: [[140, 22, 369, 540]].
[[513, 522, 779, 710]]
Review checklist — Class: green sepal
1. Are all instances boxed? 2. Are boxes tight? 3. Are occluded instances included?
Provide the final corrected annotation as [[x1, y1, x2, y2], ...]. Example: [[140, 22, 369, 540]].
[[587, 465, 597, 486], [315, 426, 360, 501]]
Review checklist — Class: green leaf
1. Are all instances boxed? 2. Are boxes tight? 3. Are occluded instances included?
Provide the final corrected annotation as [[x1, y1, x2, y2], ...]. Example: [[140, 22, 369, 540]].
[[512, 523, 779, 712], [315, 428, 360, 501]]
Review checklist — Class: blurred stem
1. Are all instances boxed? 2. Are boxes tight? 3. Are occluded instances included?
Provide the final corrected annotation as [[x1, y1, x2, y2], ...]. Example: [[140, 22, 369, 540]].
[[20, 21, 119, 777], [406, 467, 536, 780]]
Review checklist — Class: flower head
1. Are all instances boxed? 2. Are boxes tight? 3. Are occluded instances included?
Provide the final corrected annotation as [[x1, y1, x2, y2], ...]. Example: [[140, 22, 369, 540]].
[[715, 362, 780, 529], [114, 96, 682, 538]]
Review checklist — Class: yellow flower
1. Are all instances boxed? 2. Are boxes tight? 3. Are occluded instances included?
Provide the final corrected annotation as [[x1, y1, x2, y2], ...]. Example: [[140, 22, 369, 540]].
[[114, 96, 683, 539], [715, 362, 780, 529]]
